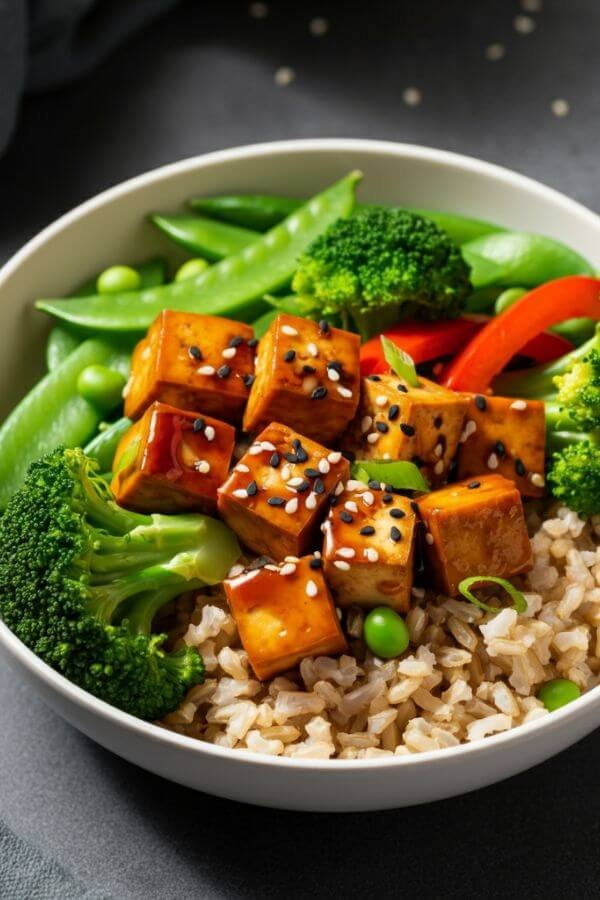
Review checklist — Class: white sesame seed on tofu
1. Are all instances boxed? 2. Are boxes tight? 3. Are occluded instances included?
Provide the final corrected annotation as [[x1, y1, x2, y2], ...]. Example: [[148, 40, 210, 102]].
[[194, 460, 211, 474], [345, 500, 359, 513], [487, 452, 499, 470], [375, 395, 388, 407], [204, 426, 216, 442], [281, 324, 299, 336], [233, 488, 248, 499], [334, 560, 351, 571], [334, 481, 345, 496], [235, 463, 250, 473], [280, 563, 297, 576], [336, 547, 356, 559], [362, 491, 375, 506], [307, 342, 319, 357], [285, 498, 298, 514], [434, 442, 444, 458], [228, 563, 245, 578], [425, 533, 434, 545], [248, 443, 263, 455], [337, 386, 353, 398], [222, 347, 237, 359], [284, 556, 300, 563], [287, 476, 304, 487], [530, 472, 545, 488], [306, 579, 318, 597], [265, 564, 279, 572], [305, 493, 317, 510], [367, 432, 380, 444], [260, 441, 276, 451], [346, 480, 364, 491], [197, 365, 216, 376], [318, 458, 330, 474], [328, 451, 342, 464], [434, 460, 444, 476], [327, 368, 340, 382], [361, 415, 373, 433], [510, 399, 527, 411], [364, 548, 379, 563]]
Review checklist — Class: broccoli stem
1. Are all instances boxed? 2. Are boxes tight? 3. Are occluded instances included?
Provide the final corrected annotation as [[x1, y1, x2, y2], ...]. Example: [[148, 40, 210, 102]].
[[120, 585, 185, 636], [494, 334, 598, 399]]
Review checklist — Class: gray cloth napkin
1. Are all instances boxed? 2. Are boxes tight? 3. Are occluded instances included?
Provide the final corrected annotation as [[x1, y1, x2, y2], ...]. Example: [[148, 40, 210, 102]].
[[0, 0, 180, 154], [0, 820, 109, 898]]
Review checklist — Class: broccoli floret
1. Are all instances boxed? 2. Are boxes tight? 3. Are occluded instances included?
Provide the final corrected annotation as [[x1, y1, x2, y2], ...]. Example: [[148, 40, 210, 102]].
[[292, 208, 472, 340], [0, 448, 240, 720], [554, 348, 600, 432], [547, 440, 600, 517]]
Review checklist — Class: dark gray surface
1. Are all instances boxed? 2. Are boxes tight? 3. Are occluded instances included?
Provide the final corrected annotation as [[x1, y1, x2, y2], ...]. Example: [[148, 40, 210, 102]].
[[1, 1, 599, 896]]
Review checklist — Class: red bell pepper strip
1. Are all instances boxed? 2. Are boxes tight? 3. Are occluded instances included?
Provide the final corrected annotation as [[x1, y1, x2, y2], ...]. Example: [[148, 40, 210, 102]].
[[441, 276, 600, 393]]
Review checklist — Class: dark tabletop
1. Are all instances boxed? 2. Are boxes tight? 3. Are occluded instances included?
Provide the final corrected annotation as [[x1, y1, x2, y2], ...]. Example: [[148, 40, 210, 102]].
[[1, 1, 599, 896]]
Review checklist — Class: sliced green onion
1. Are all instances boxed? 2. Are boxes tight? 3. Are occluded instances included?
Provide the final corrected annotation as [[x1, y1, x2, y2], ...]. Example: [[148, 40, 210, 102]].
[[352, 459, 429, 492], [380, 336, 419, 387], [458, 576, 527, 615]]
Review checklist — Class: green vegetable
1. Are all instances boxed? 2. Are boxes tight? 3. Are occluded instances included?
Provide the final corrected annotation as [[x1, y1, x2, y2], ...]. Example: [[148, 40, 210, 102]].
[[251, 309, 277, 339], [363, 607, 410, 659], [0, 339, 131, 509], [537, 678, 581, 711], [462, 232, 592, 289], [380, 336, 419, 387], [77, 365, 127, 414], [152, 214, 258, 261], [36, 171, 361, 333], [46, 326, 81, 371], [97, 265, 142, 294], [494, 287, 527, 316], [352, 459, 429, 493], [71, 256, 168, 298], [83, 417, 132, 472], [175, 258, 210, 281], [553, 347, 600, 431], [292, 208, 471, 341], [547, 442, 600, 516], [0, 448, 240, 720], [457, 576, 527, 615]]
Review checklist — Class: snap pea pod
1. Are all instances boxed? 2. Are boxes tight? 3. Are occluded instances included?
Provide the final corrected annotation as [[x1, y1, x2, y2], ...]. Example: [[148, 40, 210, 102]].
[[251, 308, 279, 338], [494, 286, 595, 346], [0, 339, 131, 509], [151, 214, 257, 261], [190, 193, 501, 245], [36, 171, 360, 334], [46, 326, 81, 371], [83, 416, 132, 472], [462, 232, 592, 289]]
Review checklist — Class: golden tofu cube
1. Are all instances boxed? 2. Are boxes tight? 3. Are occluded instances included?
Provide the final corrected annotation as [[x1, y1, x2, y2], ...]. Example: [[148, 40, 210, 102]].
[[111, 401, 235, 514], [217, 422, 349, 561], [124, 310, 255, 423], [341, 374, 468, 487], [322, 484, 416, 611], [416, 474, 533, 596], [243, 313, 360, 443], [456, 394, 546, 498], [224, 555, 347, 680]]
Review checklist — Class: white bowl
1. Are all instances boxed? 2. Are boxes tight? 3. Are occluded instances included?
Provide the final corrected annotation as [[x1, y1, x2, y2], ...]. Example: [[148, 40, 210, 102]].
[[1, 139, 599, 812]]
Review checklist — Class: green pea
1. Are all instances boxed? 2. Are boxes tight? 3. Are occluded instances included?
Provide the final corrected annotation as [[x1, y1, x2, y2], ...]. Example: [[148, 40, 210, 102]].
[[537, 678, 581, 711], [363, 607, 410, 659], [494, 287, 527, 316], [97, 265, 141, 294], [77, 365, 127, 413], [175, 258, 210, 282]]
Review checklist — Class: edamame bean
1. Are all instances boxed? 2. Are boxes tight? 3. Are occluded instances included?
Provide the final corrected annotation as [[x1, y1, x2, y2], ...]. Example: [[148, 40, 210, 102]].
[[175, 258, 210, 282], [97, 265, 142, 294], [537, 678, 581, 711], [77, 365, 127, 413], [363, 607, 410, 659]]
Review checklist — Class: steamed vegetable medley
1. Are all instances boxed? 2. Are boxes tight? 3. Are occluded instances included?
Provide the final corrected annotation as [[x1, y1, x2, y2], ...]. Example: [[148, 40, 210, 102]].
[[1, 172, 598, 757]]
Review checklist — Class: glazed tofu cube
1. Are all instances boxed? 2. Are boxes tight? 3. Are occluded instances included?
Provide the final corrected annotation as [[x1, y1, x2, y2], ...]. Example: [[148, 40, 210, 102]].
[[322, 482, 417, 612], [456, 394, 546, 498], [111, 401, 235, 514], [217, 422, 349, 560], [341, 374, 468, 487], [124, 310, 255, 423], [224, 555, 347, 680], [242, 313, 360, 443], [416, 474, 533, 596]]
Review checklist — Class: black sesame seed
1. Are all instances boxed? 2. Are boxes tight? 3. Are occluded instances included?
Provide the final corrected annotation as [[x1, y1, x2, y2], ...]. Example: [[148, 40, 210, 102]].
[[367, 375, 381, 382], [314, 478, 325, 495], [411, 501, 419, 514], [292, 438, 302, 449], [376, 421, 389, 433], [329, 495, 339, 507], [267, 496, 285, 507], [390, 508, 406, 519], [385, 484, 394, 493], [246, 481, 258, 496], [368, 480, 381, 491], [388, 404, 400, 421], [247, 555, 271, 570], [515, 458, 526, 477], [296, 480, 310, 493], [243, 373, 255, 388], [433, 415, 443, 429], [302, 364, 316, 375], [296, 448, 308, 463], [495, 440, 506, 458], [397, 384, 409, 393], [327, 360, 342, 373], [269, 452, 280, 468], [319, 319, 330, 333], [311, 386, 328, 400], [284, 452, 298, 463], [468, 481, 481, 490], [188, 345, 202, 361], [310, 557, 323, 569], [360, 525, 375, 535], [475, 394, 487, 411], [217, 364, 231, 379], [229, 336, 244, 348], [382, 493, 393, 504], [283, 349, 296, 362], [400, 423, 416, 437], [192, 417, 205, 433], [304, 467, 320, 478], [341, 450, 356, 463], [340, 511, 353, 523], [247, 337, 258, 348], [390, 526, 402, 542]]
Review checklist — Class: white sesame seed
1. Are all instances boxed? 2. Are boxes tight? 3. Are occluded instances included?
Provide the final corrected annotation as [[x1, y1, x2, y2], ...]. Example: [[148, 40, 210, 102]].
[[260, 441, 276, 451], [228, 564, 244, 578], [265, 564, 279, 572], [281, 464, 292, 480], [309, 15, 328, 36], [235, 463, 250, 473], [551, 98, 570, 118], [280, 562, 297, 576], [434, 459, 444, 476], [287, 477, 304, 487], [197, 365, 215, 376], [318, 458, 330, 474], [327, 368, 340, 382], [320, 522, 327, 533], [434, 442, 444, 458], [460, 419, 477, 443], [375, 395, 388, 407], [333, 560, 351, 571], [530, 472, 545, 488], [362, 491, 375, 507], [361, 415, 373, 434], [274, 66, 296, 87], [402, 87, 422, 107], [222, 347, 237, 359], [305, 493, 317, 510], [204, 426, 216, 442], [307, 342, 319, 357], [367, 432, 380, 444], [306, 579, 318, 597], [285, 498, 298, 514], [487, 452, 499, 470], [249, 1, 268, 18], [233, 489, 248, 499], [485, 42, 506, 61], [194, 459, 211, 474], [313, 550, 322, 559], [281, 324, 299, 336], [284, 556, 300, 563], [337, 386, 353, 399], [346, 480, 364, 491], [337, 547, 356, 559], [334, 481, 345, 496], [345, 500, 359, 513], [364, 548, 379, 563], [513, 14, 536, 33], [248, 443, 263, 455], [328, 451, 342, 464], [425, 533, 434, 545], [510, 399, 527, 411]]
